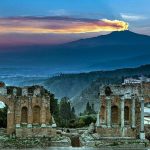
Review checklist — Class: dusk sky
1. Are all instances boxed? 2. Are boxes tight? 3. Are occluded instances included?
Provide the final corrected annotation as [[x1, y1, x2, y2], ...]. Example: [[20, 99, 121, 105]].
[[0, 0, 150, 46]]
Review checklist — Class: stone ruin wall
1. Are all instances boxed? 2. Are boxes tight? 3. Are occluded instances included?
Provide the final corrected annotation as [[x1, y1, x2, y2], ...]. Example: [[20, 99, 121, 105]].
[[0, 83, 56, 137], [97, 83, 150, 139]]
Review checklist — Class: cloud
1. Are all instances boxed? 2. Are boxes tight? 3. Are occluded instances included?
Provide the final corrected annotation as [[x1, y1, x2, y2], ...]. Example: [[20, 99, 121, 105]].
[[0, 16, 128, 34], [121, 13, 147, 21], [131, 26, 150, 36], [48, 9, 68, 16]]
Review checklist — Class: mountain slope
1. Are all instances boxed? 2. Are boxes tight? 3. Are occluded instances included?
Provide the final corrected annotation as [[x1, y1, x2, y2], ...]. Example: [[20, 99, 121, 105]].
[[0, 31, 150, 72], [71, 64, 150, 114], [65, 30, 150, 46], [44, 64, 150, 100], [88, 54, 150, 70]]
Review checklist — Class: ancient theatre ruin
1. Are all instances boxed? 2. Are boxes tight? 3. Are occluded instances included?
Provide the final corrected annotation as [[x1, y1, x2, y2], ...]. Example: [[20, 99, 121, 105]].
[[96, 83, 150, 140], [0, 82, 56, 137]]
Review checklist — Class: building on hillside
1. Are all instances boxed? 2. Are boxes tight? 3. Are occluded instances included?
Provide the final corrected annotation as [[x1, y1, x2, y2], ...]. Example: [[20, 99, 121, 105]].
[[123, 78, 141, 84], [123, 76, 150, 85], [139, 76, 150, 83]]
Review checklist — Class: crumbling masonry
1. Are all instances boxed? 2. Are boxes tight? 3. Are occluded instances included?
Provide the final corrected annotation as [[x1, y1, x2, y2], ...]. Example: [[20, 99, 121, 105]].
[[0, 82, 56, 137], [96, 83, 150, 140]]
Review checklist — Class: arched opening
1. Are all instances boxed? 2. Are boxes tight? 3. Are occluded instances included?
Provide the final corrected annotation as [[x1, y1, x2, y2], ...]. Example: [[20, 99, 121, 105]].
[[105, 86, 112, 96], [0, 101, 8, 136], [21, 107, 28, 123], [0, 101, 7, 128], [111, 106, 119, 124], [100, 106, 106, 124], [124, 106, 130, 124], [33, 106, 40, 124]]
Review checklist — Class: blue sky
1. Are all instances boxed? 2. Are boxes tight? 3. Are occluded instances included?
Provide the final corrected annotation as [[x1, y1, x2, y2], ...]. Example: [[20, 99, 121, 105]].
[[0, 0, 149, 18]]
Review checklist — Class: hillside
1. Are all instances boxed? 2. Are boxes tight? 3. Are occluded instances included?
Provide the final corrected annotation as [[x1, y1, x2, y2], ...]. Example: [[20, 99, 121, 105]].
[[44, 64, 150, 102], [71, 64, 150, 114]]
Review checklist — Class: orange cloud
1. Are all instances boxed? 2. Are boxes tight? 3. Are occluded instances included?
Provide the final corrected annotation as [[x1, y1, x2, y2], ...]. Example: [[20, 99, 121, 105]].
[[0, 17, 128, 34]]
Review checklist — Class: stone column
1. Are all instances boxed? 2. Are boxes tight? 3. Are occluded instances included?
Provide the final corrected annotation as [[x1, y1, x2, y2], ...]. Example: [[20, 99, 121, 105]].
[[41, 97, 47, 127], [140, 97, 145, 140], [27, 97, 33, 128], [15, 100, 21, 128], [7, 105, 15, 134], [120, 96, 125, 128], [106, 96, 111, 128], [41, 108, 46, 127], [46, 96, 51, 124], [96, 95, 101, 127], [131, 96, 135, 128]]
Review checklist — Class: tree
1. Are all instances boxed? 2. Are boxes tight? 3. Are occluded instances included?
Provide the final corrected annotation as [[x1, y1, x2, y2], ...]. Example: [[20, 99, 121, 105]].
[[84, 102, 96, 115], [78, 118, 85, 127], [50, 94, 60, 125], [59, 97, 71, 127], [86, 102, 91, 114], [0, 106, 7, 128], [71, 106, 76, 119], [77, 115, 96, 127]]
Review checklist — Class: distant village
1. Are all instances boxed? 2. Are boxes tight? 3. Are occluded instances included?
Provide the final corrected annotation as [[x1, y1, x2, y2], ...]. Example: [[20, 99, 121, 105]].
[[123, 76, 150, 85]]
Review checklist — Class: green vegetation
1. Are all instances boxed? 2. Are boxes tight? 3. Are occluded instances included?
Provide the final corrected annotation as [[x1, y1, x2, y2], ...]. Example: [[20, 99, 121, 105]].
[[50, 96, 76, 127], [0, 106, 7, 128], [83, 102, 96, 115], [77, 115, 96, 127], [50, 96, 97, 128], [59, 97, 76, 127]]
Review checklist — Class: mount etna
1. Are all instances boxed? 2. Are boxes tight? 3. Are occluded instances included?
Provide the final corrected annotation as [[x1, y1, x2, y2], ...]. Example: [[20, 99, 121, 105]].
[[0, 30, 150, 73]]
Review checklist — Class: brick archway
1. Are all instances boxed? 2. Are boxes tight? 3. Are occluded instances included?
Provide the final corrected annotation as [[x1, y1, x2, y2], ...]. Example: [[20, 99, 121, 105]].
[[21, 107, 28, 123], [0, 96, 15, 134], [111, 105, 119, 124], [100, 106, 106, 124], [124, 106, 130, 124], [33, 106, 41, 124]]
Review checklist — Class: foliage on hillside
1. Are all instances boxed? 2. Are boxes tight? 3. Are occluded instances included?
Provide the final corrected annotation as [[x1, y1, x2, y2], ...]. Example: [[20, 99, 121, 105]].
[[44, 64, 150, 100], [50, 96, 76, 127]]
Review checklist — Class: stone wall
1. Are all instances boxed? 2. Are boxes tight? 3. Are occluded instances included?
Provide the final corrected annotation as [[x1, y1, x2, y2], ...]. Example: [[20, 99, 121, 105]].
[[16, 127, 56, 138], [80, 137, 148, 148], [96, 127, 136, 137], [0, 84, 56, 137], [96, 84, 144, 139]]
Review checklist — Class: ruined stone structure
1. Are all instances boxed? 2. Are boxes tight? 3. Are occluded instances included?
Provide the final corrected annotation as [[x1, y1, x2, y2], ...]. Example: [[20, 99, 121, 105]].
[[96, 83, 150, 140], [0, 82, 56, 137]]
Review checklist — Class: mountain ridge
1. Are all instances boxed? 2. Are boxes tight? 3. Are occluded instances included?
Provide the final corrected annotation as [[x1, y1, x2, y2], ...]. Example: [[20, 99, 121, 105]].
[[0, 30, 150, 72], [64, 30, 150, 46], [44, 64, 150, 101]]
